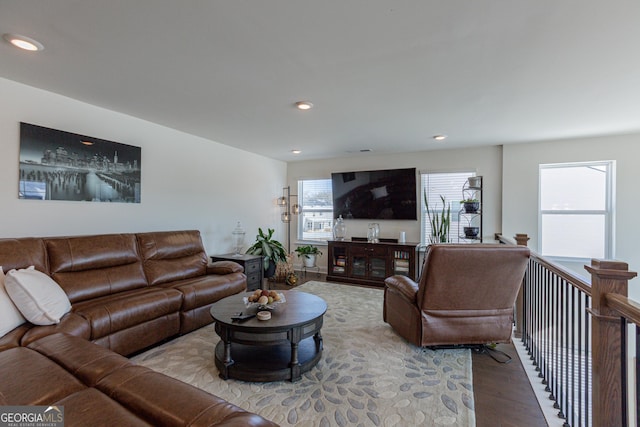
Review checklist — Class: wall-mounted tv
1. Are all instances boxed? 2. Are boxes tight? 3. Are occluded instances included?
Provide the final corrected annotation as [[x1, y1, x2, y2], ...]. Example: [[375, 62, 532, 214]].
[[331, 167, 417, 220]]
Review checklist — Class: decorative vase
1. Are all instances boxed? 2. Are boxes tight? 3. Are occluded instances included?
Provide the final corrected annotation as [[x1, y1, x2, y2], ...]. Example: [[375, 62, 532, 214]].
[[367, 223, 380, 243], [333, 215, 346, 240], [231, 221, 245, 256]]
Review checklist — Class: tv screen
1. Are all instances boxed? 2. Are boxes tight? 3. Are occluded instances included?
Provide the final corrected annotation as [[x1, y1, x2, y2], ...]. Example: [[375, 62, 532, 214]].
[[331, 167, 417, 220]]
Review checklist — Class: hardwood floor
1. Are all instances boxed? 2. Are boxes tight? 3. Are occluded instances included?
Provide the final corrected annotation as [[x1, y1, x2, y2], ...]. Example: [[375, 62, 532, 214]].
[[472, 343, 548, 427], [269, 273, 549, 427]]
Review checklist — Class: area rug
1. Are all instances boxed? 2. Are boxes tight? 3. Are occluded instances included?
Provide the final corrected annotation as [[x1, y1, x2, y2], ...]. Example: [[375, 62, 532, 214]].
[[132, 281, 475, 426]]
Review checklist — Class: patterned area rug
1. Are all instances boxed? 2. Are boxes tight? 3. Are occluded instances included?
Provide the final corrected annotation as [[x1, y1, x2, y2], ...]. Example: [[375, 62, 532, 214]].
[[132, 281, 475, 426]]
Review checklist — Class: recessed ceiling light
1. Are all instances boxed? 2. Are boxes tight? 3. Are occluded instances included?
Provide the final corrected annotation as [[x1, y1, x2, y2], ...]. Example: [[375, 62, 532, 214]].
[[3, 33, 44, 52], [81, 140, 94, 146], [291, 149, 301, 154], [433, 135, 447, 141], [295, 101, 313, 111]]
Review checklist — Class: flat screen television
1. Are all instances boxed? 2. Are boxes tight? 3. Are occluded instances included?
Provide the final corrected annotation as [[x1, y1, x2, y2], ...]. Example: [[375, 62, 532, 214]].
[[331, 167, 417, 220]]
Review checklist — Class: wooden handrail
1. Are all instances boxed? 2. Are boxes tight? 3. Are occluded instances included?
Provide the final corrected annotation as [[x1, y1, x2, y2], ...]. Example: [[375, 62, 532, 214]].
[[606, 293, 640, 326], [530, 252, 592, 295], [495, 233, 516, 245], [496, 233, 592, 295]]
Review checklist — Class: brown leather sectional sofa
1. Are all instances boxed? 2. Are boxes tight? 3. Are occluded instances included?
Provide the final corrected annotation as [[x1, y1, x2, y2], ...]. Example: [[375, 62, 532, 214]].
[[0, 230, 278, 426]]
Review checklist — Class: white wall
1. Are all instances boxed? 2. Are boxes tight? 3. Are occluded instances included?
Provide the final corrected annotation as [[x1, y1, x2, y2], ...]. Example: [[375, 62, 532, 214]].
[[287, 145, 503, 270], [502, 133, 640, 296], [0, 78, 287, 254]]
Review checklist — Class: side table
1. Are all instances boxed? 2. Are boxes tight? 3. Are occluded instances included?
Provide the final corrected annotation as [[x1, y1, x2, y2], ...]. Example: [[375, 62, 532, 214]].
[[210, 253, 263, 291]]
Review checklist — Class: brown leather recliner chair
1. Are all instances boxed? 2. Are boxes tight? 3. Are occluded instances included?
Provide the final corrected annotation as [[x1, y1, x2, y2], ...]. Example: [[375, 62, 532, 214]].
[[383, 244, 530, 347]]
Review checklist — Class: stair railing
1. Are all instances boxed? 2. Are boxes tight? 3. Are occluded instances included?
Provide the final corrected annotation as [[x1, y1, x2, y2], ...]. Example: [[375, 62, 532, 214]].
[[498, 234, 637, 427]]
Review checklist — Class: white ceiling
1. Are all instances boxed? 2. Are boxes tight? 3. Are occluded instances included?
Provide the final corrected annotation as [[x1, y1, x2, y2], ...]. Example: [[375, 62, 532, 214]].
[[1, 1, 639, 162]]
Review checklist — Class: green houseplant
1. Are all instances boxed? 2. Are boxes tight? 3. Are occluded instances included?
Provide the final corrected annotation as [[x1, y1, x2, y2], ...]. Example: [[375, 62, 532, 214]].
[[424, 192, 451, 243], [294, 245, 323, 268], [460, 198, 480, 213], [246, 228, 288, 277]]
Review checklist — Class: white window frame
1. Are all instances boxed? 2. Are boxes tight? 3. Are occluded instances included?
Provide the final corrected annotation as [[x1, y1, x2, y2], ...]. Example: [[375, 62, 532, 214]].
[[420, 171, 475, 246], [538, 161, 615, 262], [296, 178, 333, 242]]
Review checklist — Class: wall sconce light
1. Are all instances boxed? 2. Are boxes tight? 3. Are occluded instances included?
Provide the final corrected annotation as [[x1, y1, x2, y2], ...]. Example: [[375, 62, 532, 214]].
[[278, 186, 301, 251]]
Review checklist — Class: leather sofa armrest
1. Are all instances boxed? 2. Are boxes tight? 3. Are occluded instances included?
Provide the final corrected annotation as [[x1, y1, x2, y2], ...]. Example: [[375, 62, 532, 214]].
[[384, 275, 419, 304], [207, 261, 244, 275]]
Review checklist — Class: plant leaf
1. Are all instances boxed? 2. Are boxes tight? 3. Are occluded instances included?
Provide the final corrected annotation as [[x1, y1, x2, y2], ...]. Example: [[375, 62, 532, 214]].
[[262, 241, 273, 258]]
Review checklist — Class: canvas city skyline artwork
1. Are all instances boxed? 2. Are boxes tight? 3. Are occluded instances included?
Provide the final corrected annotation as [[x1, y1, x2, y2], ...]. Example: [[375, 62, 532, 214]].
[[19, 122, 141, 203]]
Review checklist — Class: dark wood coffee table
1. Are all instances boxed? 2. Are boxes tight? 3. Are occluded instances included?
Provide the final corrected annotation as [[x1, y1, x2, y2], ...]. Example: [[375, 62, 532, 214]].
[[209, 290, 327, 382]]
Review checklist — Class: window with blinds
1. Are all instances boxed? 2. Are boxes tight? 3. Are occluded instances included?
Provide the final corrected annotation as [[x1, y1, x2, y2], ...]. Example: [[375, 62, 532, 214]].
[[421, 171, 474, 245], [297, 179, 334, 241]]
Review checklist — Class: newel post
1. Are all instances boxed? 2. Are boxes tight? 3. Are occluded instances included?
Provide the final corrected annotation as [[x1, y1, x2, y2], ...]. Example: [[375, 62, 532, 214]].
[[585, 259, 637, 427], [513, 233, 529, 338], [514, 233, 530, 247]]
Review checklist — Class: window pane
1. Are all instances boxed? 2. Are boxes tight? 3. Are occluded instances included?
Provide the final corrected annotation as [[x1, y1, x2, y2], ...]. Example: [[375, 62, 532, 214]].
[[298, 179, 333, 241], [420, 172, 474, 244], [540, 165, 607, 210], [300, 179, 332, 207], [300, 211, 334, 240], [541, 214, 605, 258]]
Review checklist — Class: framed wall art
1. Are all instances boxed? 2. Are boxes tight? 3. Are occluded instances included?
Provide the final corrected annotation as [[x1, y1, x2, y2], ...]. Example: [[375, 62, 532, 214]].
[[18, 122, 141, 203]]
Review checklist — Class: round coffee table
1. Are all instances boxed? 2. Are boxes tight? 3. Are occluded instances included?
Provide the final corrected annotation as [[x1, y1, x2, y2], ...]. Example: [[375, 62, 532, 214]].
[[209, 290, 327, 382]]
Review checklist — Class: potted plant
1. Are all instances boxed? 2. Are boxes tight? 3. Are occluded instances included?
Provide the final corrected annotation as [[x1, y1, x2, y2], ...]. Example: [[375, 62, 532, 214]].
[[246, 228, 288, 278], [463, 226, 480, 238], [460, 198, 480, 213], [295, 244, 323, 268], [424, 191, 451, 244], [467, 176, 482, 189]]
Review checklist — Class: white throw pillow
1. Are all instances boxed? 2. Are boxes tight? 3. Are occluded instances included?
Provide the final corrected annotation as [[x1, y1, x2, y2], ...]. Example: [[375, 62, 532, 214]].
[[0, 266, 27, 337], [5, 266, 71, 325]]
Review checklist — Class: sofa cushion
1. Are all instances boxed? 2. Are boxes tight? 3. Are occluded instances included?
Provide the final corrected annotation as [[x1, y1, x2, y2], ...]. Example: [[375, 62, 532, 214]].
[[27, 333, 278, 426], [137, 230, 209, 286], [0, 238, 48, 273], [73, 288, 182, 341], [46, 234, 147, 303], [0, 267, 27, 337], [164, 273, 247, 334], [0, 324, 30, 352], [208, 261, 244, 275], [28, 333, 136, 385], [164, 274, 246, 312], [55, 388, 151, 427], [97, 364, 279, 426], [20, 312, 91, 347], [5, 267, 71, 325], [0, 346, 85, 405], [92, 314, 181, 356]]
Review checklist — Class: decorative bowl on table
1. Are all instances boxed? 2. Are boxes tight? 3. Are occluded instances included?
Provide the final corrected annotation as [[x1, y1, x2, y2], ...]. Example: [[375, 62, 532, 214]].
[[243, 289, 286, 310]]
